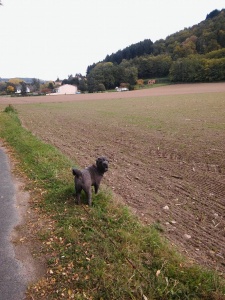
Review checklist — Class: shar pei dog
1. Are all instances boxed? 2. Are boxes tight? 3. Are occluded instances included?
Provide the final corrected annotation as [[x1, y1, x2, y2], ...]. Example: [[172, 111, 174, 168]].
[[72, 156, 109, 206]]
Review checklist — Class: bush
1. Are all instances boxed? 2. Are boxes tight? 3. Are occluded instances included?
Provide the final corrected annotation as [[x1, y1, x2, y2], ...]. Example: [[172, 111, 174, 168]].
[[4, 104, 17, 114]]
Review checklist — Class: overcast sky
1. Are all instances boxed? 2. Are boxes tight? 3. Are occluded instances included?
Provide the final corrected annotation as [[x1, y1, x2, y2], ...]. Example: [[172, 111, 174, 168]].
[[0, 0, 224, 81]]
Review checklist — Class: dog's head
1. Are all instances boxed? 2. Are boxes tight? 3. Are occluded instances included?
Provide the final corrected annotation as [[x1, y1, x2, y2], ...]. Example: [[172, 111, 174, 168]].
[[96, 156, 109, 173]]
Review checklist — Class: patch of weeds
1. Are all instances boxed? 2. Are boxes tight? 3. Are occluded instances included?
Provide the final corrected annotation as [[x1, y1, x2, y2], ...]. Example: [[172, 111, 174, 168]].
[[4, 104, 17, 114], [152, 221, 164, 232]]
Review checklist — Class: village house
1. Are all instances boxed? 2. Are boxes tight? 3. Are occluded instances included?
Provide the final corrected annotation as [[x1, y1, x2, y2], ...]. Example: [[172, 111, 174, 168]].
[[15, 85, 31, 94], [54, 84, 77, 95], [148, 79, 156, 85]]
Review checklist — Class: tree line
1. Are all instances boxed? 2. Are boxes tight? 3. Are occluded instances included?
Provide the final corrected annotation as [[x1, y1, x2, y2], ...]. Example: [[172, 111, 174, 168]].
[[0, 78, 57, 96]]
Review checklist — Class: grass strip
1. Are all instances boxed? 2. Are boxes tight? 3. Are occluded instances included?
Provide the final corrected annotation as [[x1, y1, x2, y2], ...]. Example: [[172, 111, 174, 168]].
[[0, 105, 224, 300]]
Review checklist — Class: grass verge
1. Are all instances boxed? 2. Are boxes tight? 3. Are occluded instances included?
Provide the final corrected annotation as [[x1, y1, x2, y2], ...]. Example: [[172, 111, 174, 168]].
[[0, 105, 224, 300]]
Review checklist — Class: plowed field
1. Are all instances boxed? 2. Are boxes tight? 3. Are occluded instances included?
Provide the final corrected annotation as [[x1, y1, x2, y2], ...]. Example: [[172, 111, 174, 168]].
[[2, 83, 225, 273]]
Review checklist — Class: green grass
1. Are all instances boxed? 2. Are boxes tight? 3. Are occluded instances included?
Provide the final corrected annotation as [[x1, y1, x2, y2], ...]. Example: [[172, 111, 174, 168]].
[[0, 105, 225, 299]]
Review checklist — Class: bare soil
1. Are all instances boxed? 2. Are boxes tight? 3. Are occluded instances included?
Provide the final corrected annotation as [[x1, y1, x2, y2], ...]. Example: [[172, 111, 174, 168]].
[[3, 83, 225, 274]]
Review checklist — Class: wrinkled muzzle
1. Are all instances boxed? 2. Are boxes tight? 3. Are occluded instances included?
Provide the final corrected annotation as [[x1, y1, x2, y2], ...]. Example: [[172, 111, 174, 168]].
[[96, 157, 109, 172], [102, 161, 108, 171]]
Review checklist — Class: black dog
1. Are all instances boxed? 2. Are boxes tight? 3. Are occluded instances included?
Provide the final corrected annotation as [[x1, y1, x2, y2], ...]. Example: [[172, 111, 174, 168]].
[[72, 157, 109, 206]]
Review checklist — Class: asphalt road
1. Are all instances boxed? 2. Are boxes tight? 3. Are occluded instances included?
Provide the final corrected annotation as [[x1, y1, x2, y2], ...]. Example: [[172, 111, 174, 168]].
[[0, 147, 27, 300]]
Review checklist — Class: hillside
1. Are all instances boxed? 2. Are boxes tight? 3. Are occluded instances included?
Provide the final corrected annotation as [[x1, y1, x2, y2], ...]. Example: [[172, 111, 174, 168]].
[[152, 8, 225, 56], [84, 9, 225, 90], [87, 9, 225, 71], [0, 78, 46, 84]]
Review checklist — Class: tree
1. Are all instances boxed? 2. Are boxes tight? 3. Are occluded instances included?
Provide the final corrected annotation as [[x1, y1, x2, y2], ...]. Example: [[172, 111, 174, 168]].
[[87, 62, 116, 91], [78, 79, 88, 92], [97, 83, 106, 92], [20, 82, 27, 96], [48, 82, 54, 90], [7, 85, 15, 94], [9, 78, 21, 85], [206, 9, 220, 20], [218, 30, 225, 47], [0, 82, 6, 93], [133, 56, 153, 78], [124, 67, 138, 86], [31, 78, 40, 92], [87, 75, 98, 93], [152, 55, 172, 77], [206, 48, 225, 59], [170, 56, 205, 82], [103, 39, 153, 64], [118, 61, 138, 88], [204, 57, 225, 81], [62, 79, 69, 85]]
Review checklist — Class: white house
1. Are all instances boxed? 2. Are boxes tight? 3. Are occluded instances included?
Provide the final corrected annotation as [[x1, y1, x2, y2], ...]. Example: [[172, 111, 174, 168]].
[[16, 86, 31, 94], [55, 84, 77, 95], [115, 87, 129, 92]]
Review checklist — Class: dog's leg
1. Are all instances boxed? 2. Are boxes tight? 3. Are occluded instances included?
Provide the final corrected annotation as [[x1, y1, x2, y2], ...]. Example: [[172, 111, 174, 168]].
[[86, 187, 92, 206], [75, 191, 81, 205], [94, 183, 99, 194], [74, 176, 82, 205], [75, 184, 82, 205]]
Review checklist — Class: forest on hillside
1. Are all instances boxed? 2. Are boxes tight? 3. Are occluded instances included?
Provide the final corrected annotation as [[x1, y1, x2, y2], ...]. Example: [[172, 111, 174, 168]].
[[38, 9, 225, 94], [79, 9, 225, 92]]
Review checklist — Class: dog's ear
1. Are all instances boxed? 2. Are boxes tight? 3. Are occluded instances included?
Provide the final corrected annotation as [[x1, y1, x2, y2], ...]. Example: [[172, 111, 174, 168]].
[[96, 157, 102, 165], [96, 156, 108, 163]]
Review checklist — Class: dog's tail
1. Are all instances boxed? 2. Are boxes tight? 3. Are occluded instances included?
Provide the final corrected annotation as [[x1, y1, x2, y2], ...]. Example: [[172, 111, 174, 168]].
[[72, 168, 82, 178]]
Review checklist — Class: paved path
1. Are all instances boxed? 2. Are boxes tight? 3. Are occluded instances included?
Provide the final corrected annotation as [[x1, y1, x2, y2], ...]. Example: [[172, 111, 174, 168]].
[[0, 147, 27, 300]]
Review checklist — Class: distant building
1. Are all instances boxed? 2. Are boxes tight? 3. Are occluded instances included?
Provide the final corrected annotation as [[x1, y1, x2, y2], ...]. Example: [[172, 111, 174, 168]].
[[115, 87, 129, 92], [54, 78, 62, 86], [16, 85, 31, 94], [148, 79, 156, 85], [55, 84, 77, 95]]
